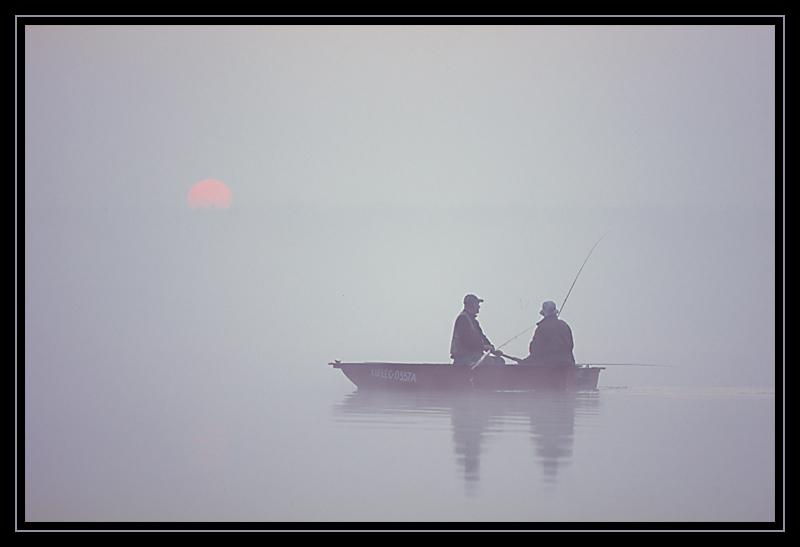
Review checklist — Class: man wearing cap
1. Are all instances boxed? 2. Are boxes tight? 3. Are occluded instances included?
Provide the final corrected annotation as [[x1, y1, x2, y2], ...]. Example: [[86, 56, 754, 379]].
[[450, 294, 504, 366], [520, 301, 576, 365]]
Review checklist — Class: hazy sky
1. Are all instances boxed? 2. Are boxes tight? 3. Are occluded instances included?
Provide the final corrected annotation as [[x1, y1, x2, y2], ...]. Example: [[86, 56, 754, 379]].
[[25, 24, 776, 212], [24, 21, 779, 390]]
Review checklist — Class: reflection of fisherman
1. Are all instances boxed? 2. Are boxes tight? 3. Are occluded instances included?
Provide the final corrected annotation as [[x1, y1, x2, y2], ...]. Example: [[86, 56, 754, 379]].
[[521, 301, 576, 365], [450, 294, 504, 366]]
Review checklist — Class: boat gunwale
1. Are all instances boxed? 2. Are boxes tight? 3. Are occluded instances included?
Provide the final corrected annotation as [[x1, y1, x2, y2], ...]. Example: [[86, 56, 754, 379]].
[[329, 361, 604, 370]]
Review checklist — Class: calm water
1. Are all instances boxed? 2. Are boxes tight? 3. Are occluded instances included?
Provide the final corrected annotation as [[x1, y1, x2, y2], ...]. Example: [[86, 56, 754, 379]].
[[23, 203, 777, 528], [24, 357, 777, 527]]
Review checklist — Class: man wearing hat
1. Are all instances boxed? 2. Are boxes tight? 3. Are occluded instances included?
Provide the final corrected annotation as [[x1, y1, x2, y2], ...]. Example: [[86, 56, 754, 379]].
[[450, 294, 504, 366], [521, 301, 576, 365]]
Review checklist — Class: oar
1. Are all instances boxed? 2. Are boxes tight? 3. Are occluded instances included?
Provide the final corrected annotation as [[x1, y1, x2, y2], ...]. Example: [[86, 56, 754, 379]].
[[496, 350, 523, 363], [471, 349, 523, 369]]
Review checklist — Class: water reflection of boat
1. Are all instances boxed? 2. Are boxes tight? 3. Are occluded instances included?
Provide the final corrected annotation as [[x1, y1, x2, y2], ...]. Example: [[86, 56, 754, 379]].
[[332, 389, 600, 494], [329, 362, 603, 391]]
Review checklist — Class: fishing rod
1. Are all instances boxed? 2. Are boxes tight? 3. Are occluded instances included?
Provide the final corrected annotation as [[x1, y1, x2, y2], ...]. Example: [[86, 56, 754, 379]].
[[477, 232, 610, 367], [558, 231, 608, 317]]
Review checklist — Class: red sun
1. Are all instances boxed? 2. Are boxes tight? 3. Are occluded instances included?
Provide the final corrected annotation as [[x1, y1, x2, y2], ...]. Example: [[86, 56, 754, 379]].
[[188, 179, 232, 210]]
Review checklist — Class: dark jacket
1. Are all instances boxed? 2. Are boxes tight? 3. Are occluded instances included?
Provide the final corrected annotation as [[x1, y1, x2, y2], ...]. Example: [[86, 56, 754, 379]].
[[522, 315, 575, 364], [450, 310, 492, 359]]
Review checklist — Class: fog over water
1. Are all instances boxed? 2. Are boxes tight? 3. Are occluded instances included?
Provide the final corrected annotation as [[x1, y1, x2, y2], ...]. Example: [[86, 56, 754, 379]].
[[22, 22, 780, 527]]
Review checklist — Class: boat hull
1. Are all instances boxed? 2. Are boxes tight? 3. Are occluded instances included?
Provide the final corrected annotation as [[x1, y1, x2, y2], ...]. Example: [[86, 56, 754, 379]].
[[330, 362, 603, 391]]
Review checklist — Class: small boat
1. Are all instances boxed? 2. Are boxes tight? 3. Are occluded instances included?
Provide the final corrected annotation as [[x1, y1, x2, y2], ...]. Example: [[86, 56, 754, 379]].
[[329, 361, 604, 391]]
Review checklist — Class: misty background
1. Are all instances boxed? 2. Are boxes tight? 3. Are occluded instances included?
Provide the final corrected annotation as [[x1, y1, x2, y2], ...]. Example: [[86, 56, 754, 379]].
[[22, 23, 779, 523]]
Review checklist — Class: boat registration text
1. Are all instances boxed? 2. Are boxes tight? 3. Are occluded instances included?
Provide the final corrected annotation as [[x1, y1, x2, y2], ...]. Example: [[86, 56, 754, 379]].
[[371, 368, 417, 383]]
